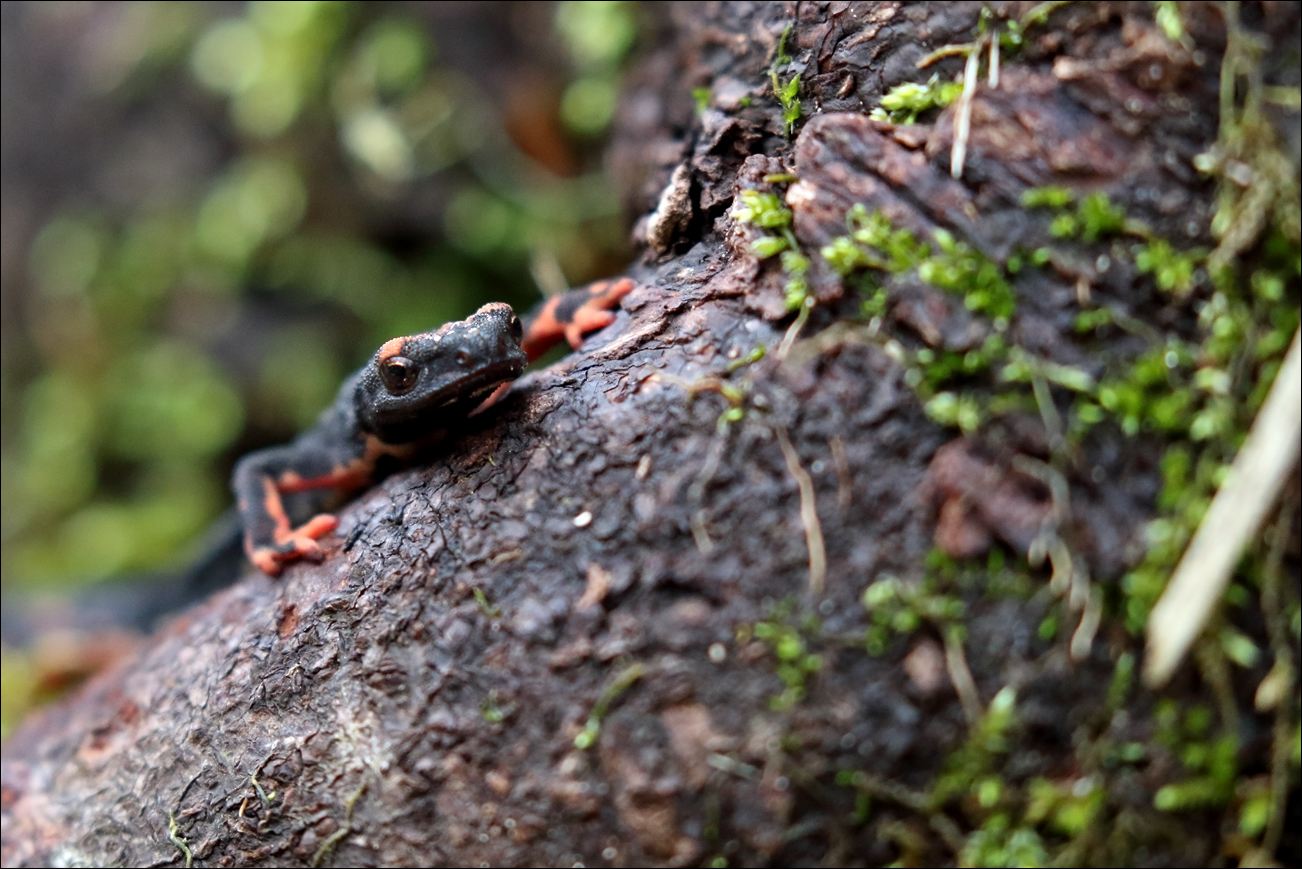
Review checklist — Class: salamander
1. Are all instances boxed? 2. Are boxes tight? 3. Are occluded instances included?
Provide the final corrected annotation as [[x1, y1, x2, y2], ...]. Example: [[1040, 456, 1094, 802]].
[[233, 278, 633, 575]]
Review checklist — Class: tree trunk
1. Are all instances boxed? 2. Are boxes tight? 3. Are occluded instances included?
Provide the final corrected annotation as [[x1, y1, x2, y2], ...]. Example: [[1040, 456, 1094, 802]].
[[4, 3, 1299, 866]]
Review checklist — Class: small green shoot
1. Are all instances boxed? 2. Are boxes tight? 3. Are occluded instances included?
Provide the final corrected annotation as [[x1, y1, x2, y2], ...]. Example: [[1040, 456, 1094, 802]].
[[961, 816, 1049, 868], [726, 345, 767, 373], [251, 773, 276, 805], [481, 691, 513, 723], [574, 662, 646, 749], [1077, 192, 1129, 242], [1153, 0, 1186, 44], [1153, 735, 1238, 810], [692, 87, 711, 113], [310, 780, 367, 868], [925, 391, 985, 433], [1025, 777, 1104, 837], [1031, 189, 1138, 243], [769, 24, 801, 135], [473, 587, 501, 618], [168, 812, 193, 869]]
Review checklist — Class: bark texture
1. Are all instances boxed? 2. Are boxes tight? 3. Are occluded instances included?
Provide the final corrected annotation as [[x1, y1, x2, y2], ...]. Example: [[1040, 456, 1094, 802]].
[[4, 3, 1299, 867]]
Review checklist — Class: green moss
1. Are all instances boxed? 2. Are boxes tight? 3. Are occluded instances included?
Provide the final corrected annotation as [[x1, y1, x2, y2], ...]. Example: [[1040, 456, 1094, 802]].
[[1077, 192, 1130, 242], [932, 685, 1017, 803], [764, 11, 1300, 860], [734, 183, 814, 312], [780, 250, 811, 311], [1136, 238, 1204, 294], [733, 190, 792, 231], [1238, 788, 1272, 837], [1032, 189, 1134, 243], [924, 391, 985, 433], [870, 75, 964, 125], [1153, 734, 1238, 810], [813, 183, 1294, 661], [860, 570, 964, 656], [1073, 307, 1114, 333], [1021, 186, 1075, 210], [872, 7, 1033, 128], [962, 816, 1049, 867], [821, 204, 1014, 318], [1107, 652, 1136, 710], [1025, 777, 1104, 837], [753, 616, 824, 710]]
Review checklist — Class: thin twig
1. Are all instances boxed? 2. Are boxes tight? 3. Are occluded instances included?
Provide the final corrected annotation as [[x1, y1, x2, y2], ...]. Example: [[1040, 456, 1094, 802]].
[[1029, 370, 1064, 449], [917, 43, 977, 68], [950, 47, 980, 179], [829, 435, 852, 511], [1020, 0, 1071, 28], [1259, 498, 1297, 855], [1194, 639, 1242, 744], [943, 627, 984, 725], [988, 31, 1000, 88], [775, 425, 826, 595], [1069, 585, 1102, 661], [777, 299, 812, 360], [1145, 326, 1302, 686], [688, 432, 730, 554]]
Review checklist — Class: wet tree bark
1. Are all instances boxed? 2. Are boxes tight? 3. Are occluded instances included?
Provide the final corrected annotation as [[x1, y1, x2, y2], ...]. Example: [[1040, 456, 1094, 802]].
[[4, 3, 1299, 867]]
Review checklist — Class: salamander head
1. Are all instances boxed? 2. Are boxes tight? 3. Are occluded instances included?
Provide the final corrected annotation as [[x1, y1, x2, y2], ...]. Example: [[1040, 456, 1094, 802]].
[[355, 302, 527, 441]]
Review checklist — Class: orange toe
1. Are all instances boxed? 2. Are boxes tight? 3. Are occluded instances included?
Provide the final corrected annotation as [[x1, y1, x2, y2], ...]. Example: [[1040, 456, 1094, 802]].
[[251, 548, 285, 576]]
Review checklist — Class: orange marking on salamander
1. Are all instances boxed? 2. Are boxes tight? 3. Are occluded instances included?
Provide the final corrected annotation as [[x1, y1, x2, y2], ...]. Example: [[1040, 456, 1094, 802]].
[[563, 278, 635, 349], [520, 301, 564, 360], [520, 278, 635, 360], [275, 459, 376, 495], [261, 477, 293, 533], [377, 337, 407, 363]]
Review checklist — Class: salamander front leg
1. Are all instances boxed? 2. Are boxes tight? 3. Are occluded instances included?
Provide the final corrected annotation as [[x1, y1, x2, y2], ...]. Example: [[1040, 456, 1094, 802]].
[[232, 446, 369, 576]]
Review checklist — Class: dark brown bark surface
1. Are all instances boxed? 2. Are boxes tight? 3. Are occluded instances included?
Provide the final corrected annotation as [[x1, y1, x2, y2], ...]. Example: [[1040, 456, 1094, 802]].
[[4, 3, 1299, 867]]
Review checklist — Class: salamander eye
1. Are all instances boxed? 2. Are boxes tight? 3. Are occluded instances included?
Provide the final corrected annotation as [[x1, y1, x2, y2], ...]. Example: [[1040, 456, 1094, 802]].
[[379, 356, 420, 394], [509, 315, 523, 344], [454, 350, 471, 367]]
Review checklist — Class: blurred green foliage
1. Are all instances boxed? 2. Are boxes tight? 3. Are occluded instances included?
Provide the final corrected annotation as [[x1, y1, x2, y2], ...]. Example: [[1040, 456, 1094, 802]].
[[1, 0, 640, 590]]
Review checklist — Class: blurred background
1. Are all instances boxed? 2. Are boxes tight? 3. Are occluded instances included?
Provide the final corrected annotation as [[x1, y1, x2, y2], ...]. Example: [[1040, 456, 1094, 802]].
[[1, 0, 646, 729], [1, 0, 644, 590]]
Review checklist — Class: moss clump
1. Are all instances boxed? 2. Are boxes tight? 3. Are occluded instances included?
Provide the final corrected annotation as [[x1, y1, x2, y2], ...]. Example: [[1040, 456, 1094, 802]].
[[823, 204, 1015, 319], [860, 563, 965, 657], [796, 9, 1299, 861], [753, 612, 825, 711], [869, 75, 963, 125]]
